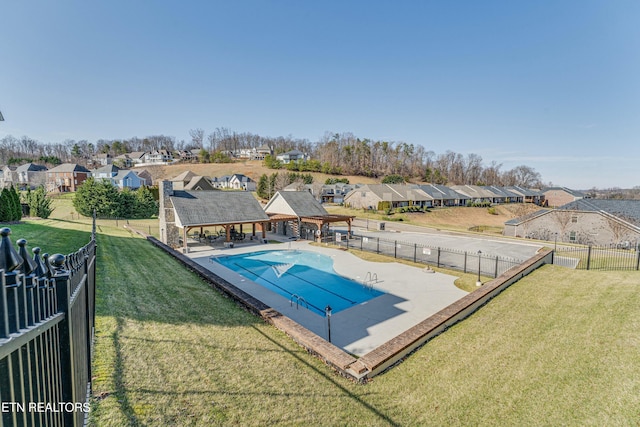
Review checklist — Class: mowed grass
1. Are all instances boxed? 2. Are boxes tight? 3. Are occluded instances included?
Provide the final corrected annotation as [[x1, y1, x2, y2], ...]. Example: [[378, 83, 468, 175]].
[[89, 239, 640, 425], [8, 196, 640, 425]]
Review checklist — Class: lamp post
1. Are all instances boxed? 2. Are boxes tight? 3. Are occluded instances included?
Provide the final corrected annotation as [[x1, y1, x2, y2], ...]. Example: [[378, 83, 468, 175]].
[[476, 250, 482, 286], [325, 305, 332, 343]]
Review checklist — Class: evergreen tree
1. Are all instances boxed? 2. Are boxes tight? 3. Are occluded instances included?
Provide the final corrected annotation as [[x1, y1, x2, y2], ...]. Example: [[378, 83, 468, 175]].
[[0, 188, 9, 221], [257, 174, 269, 199], [134, 186, 158, 218], [26, 186, 54, 219], [9, 186, 22, 221]]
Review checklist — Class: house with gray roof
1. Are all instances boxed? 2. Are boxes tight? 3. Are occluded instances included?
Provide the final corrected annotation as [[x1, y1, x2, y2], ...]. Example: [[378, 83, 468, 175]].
[[542, 187, 586, 208], [275, 150, 307, 164], [505, 186, 545, 205], [417, 184, 469, 207], [343, 184, 434, 210], [504, 199, 640, 247], [15, 163, 48, 190], [449, 185, 495, 204], [171, 171, 215, 191], [212, 174, 256, 191], [46, 163, 91, 192], [112, 170, 146, 190]]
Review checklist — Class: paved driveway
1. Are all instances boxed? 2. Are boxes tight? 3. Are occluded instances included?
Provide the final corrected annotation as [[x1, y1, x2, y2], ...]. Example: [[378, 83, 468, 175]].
[[334, 218, 543, 261]]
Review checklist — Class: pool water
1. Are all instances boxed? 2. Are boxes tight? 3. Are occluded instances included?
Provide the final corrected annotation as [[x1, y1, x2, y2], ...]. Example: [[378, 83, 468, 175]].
[[212, 250, 384, 316]]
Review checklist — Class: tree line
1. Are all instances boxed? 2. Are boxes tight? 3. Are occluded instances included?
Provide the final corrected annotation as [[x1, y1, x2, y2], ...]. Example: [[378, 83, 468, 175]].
[[2, 129, 545, 187]]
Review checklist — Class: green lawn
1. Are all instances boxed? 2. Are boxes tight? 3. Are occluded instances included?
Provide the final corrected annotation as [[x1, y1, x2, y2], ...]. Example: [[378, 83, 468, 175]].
[[7, 198, 640, 426], [87, 244, 640, 426]]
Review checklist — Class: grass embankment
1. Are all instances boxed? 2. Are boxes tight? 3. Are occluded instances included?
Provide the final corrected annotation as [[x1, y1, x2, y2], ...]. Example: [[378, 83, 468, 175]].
[[6, 197, 639, 425], [325, 203, 540, 234], [91, 241, 640, 425]]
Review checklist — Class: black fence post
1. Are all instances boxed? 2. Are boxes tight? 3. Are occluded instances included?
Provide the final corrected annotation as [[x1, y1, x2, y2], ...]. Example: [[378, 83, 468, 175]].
[[376, 237, 380, 254], [414, 244, 417, 263], [586, 246, 592, 270], [464, 252, 467, 273], [494, 256, 499, 278], [394, 241, 397, 258], [51, 254, 75, 427], [437, 247, 441, 268], [636, 244, 640, 271]]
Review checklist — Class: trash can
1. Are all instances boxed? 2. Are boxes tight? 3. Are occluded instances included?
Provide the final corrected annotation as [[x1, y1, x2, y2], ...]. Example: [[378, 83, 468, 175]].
[[378, 222, 385, 231]]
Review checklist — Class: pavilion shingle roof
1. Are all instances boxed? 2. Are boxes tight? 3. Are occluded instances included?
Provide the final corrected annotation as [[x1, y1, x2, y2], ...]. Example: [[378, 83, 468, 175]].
[[267, 191, 329, 217], [170, 190, 269, 226]]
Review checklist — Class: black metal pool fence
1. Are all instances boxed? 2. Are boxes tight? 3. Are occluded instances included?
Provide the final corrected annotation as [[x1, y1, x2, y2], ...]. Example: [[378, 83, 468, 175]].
[[326, 231, 523, 278]]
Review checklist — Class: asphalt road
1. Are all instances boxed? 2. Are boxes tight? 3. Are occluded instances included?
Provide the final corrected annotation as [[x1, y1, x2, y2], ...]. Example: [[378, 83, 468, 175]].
[[333, 218, 543, 262]]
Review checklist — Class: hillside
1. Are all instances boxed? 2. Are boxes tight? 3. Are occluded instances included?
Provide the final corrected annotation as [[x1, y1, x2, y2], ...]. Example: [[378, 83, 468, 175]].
[[141, 160, 381, 185], [327, 203, 541, 233]]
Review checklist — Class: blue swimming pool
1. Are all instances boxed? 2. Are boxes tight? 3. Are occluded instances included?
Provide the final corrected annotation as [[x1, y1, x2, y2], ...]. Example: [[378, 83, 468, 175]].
[[212, 250, 384, 316]]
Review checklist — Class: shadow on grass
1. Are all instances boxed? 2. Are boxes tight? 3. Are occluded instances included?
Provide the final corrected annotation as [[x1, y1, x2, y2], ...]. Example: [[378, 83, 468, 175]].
[[95, 233, 262, 327], [250, 324, 401, 427], [112, 316, 142, 426]]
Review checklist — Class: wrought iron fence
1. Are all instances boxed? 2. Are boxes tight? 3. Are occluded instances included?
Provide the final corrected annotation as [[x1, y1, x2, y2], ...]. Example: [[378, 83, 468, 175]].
[[329, 232, 523, 278], [553, 244, 640, 270], [0, 227, 96, 426]]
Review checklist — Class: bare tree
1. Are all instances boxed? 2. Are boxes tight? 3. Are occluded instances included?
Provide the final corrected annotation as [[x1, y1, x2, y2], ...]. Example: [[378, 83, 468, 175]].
[[189, 128, 205, 149]]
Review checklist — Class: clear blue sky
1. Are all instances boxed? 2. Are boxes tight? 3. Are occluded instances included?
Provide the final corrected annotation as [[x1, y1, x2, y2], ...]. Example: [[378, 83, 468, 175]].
[[1, 1, 638, 189]]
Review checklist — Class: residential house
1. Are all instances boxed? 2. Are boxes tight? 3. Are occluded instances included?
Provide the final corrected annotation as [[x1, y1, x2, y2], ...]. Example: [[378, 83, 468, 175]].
[[542, 187, 586, 208], [129, 152, 147, 165], [450, 185, 496, 204], [285, 183, 359, 204], [343, 184, 434, 210], [47, 163, 91, 192], [254, 144, 272, 160], [136, 169, 153, 187], [112, 170, 146, 190], [0, 166, 16, 188], [177, 149, 200, 162], [114, 154, 133, 168], [484, 186, 520, 204], [145, 150, 174, 164], [93, 165, 146, 190], [417, 184, 470, 207], [92, 153, 112, 167], [212, 174, 256, 191], [171, 171, 215, 191], [15, 163, 48, 190], [503, 199, 640, 247], [276, 150, 307, 164], [505, 186, 546, 205], [93, 165, 120, 180]]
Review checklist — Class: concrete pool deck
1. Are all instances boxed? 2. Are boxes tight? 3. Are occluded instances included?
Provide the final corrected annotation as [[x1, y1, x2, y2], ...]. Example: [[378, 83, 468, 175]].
[[186, 239, 468, 356]]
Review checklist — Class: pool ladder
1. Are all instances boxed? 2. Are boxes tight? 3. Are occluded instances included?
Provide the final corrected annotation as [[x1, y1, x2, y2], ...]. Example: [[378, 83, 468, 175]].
[[290, 294, 309, 310], [363, 272, 378, 291]]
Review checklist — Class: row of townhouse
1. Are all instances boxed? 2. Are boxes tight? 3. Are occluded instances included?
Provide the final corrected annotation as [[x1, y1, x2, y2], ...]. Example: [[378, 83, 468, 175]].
[[0, 163, 151, 192], [341, 184, 571, 210]]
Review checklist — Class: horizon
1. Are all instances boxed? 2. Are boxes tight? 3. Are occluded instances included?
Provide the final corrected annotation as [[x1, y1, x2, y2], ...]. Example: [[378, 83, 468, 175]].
[[1, 1, 638, 190]]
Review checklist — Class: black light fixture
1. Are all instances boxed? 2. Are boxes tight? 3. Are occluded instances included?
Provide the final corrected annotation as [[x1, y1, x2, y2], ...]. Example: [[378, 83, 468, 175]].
[[325, 305, 332, 343]]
